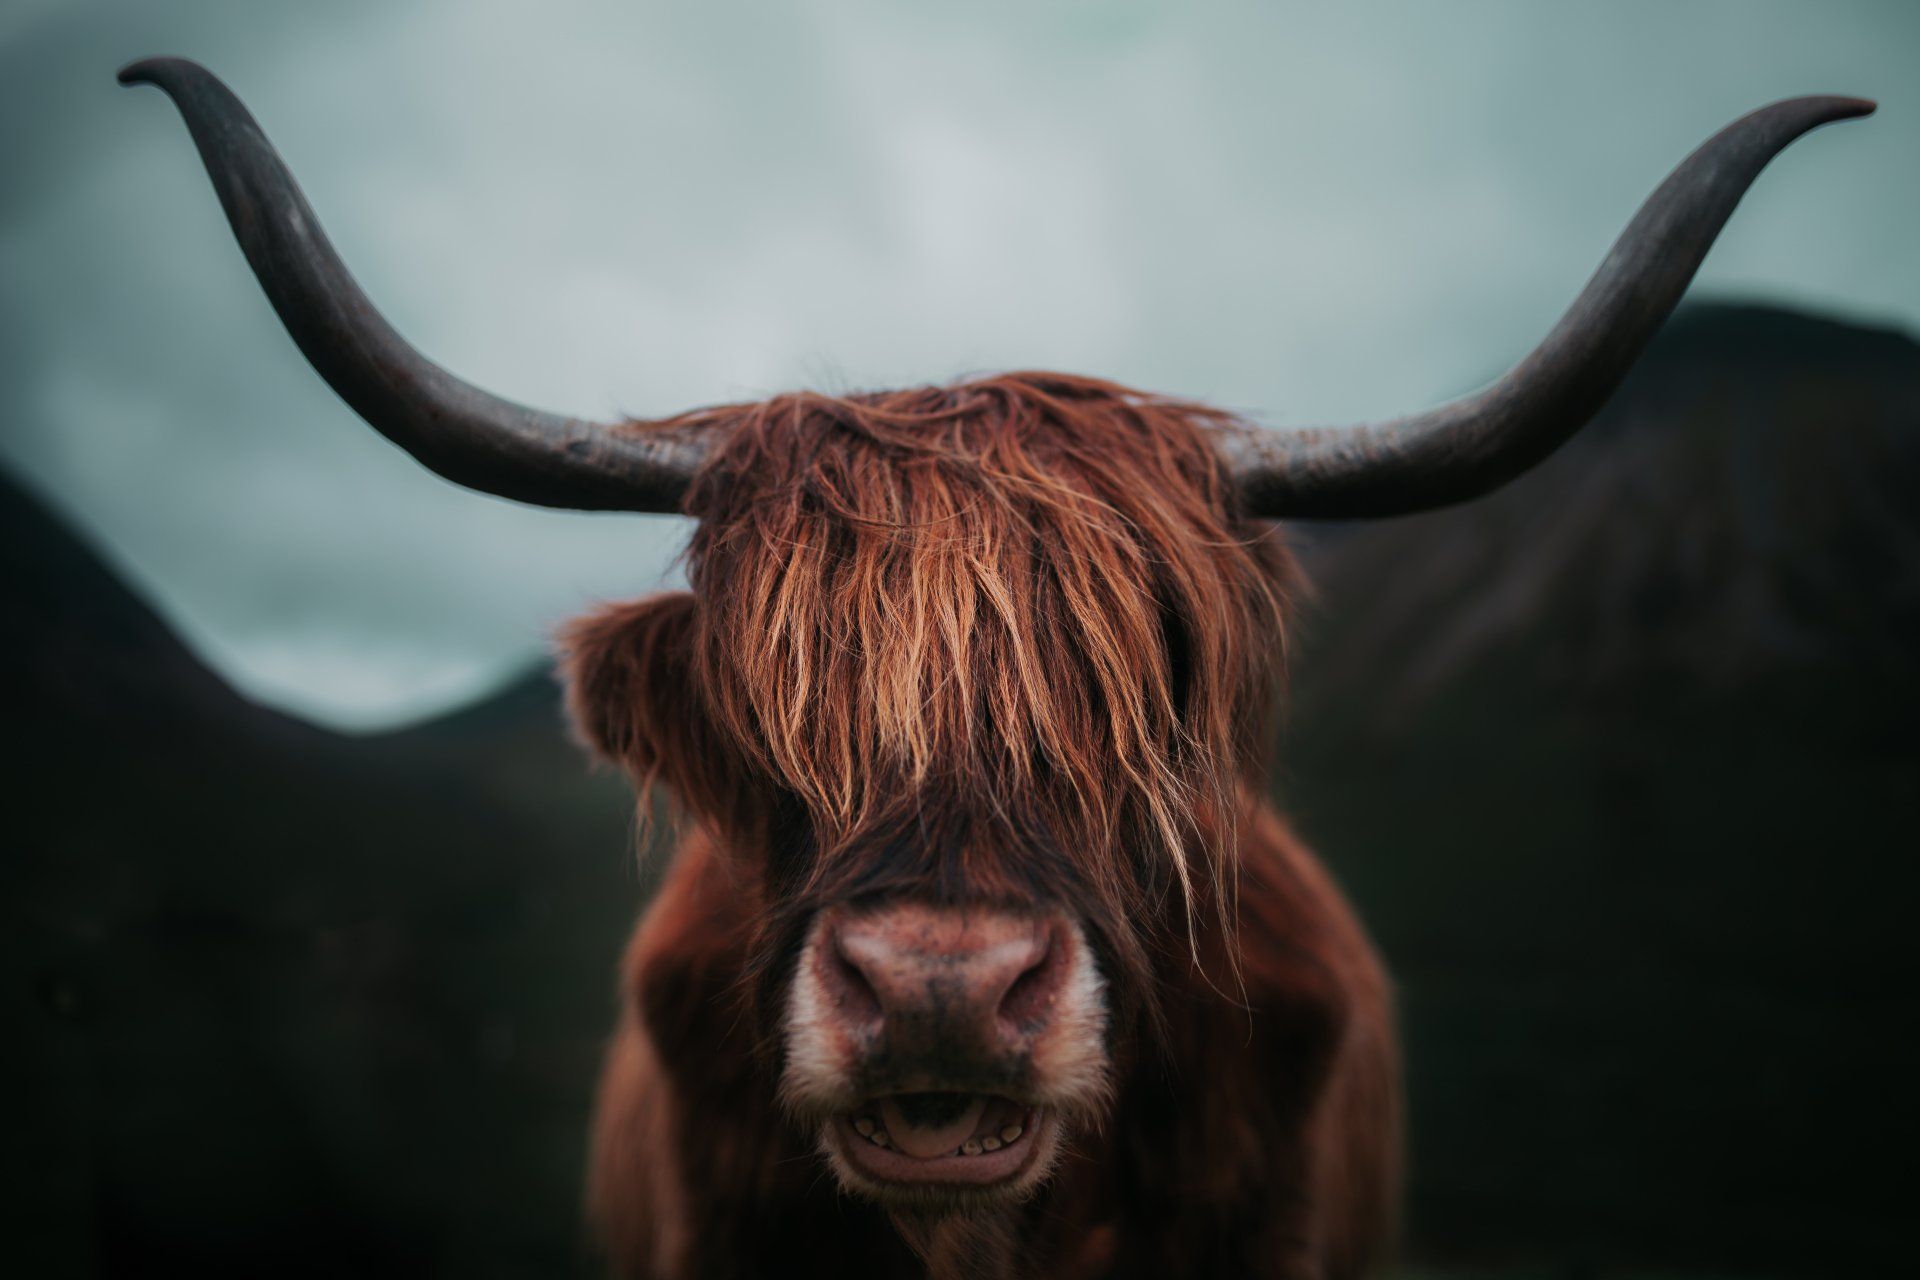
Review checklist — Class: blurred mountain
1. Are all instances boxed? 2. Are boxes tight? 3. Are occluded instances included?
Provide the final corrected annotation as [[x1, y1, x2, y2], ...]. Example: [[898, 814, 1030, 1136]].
[[4, 300, 1916, 1277], [1, 470, 640, 1278], [1282, 301, 1920, 1273]]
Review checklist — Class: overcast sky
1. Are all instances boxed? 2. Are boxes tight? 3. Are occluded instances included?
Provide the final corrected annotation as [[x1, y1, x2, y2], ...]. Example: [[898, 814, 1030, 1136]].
[[3, 1, 1915, 729]]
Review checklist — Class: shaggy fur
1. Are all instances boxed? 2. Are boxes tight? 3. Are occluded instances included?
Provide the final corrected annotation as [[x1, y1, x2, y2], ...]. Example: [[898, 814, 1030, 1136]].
[[561, 372, 1399, 1278]]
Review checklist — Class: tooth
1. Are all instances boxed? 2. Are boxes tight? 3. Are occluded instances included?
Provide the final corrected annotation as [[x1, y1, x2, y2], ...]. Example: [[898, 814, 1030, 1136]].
[[981, 1137, 1002, 1151], [853, 1117, 876, 1136], [1000, 1125, 1023, 1143], [871, 1130, 889, 1147], [961, 1139, 982, 1156]]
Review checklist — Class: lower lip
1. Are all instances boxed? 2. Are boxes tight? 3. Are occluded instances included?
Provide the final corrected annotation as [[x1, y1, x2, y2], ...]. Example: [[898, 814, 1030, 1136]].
[[835, 1108, 1048, 1186]]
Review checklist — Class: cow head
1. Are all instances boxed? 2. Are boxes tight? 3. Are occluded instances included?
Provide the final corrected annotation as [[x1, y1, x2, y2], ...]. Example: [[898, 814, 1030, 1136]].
[[559, 376, 1293, 1203], [122, 55, 1870, 1210]]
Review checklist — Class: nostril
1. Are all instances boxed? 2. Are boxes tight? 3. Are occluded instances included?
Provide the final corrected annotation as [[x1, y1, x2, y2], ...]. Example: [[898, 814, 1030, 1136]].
[[824, 932, 885, 1027], [996, 927, 1063, 1030]]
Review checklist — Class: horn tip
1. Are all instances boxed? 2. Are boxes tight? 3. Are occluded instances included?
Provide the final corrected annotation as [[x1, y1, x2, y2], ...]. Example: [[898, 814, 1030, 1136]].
[[117, 57, 167, 87], [1796, 93, 1877, 123], [116, 56, 204, 89]]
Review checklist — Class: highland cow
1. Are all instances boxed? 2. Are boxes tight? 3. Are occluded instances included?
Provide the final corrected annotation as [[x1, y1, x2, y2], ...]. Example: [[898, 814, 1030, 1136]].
[[123, 56, 1869, 1278]]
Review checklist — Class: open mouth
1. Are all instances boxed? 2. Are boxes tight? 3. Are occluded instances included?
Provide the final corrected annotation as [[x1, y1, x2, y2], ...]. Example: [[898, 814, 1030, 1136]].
[[833, 1092, 1051, 1187]]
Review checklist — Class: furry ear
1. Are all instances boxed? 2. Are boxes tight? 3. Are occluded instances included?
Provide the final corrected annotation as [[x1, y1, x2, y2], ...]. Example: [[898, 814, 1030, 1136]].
[[556, 592, 752, 822]]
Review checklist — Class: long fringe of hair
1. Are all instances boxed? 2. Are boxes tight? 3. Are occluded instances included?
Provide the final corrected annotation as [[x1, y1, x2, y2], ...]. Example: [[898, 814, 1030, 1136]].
[[656, 370, 1295, 959]]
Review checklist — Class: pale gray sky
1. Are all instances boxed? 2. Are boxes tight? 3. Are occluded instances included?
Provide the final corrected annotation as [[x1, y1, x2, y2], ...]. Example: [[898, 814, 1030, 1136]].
[[3, 1, 1914, 727]]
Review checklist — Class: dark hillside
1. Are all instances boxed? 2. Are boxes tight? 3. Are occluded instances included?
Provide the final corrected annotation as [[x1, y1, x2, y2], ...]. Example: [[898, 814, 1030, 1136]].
[[1, 472, 637, 1278], [1285, 302, 1920, 1273]]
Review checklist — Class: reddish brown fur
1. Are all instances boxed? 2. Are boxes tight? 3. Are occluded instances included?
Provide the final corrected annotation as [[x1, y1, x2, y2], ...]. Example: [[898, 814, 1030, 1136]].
[[560, 372, 1399, 1277]]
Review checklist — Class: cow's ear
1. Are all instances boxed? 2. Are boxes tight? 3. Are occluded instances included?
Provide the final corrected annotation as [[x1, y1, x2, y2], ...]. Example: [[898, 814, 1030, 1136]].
[[557, 593, 736, 811]]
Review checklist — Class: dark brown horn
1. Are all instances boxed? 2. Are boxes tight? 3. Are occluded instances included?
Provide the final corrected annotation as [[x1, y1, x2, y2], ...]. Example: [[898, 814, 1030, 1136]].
[[119, 56, 707, 512], [1221, 94, 1875, 519]]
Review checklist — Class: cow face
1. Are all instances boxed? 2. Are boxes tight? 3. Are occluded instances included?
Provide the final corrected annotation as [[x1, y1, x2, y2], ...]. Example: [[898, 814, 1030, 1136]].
[[561, 373, 1294, 1208], [563, 588, 1129, 1206]]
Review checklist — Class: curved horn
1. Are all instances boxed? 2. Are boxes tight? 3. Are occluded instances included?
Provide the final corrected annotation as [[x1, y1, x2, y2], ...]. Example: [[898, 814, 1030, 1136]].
[[119, 56, 707, 512], [1222, 94, 1875, 519]]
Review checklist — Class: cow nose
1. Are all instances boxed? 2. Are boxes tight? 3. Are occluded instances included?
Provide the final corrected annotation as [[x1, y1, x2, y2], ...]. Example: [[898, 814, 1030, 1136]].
[[825, 905, 1065, 1048]]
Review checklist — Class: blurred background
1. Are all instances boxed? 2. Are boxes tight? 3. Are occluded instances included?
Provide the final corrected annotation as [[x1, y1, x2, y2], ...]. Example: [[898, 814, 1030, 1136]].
[[4, 2, 1916, 1276]]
